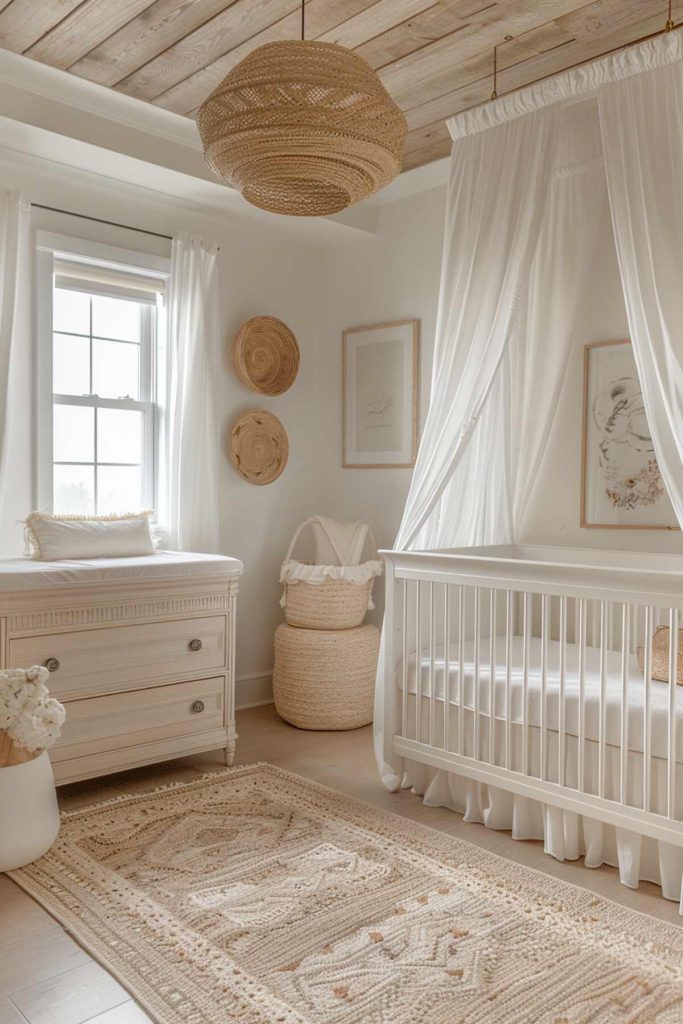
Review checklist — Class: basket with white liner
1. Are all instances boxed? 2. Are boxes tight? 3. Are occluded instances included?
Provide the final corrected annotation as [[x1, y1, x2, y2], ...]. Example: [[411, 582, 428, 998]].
[[0, 665, 65, 870], [275, 516, 382, 730], [279, 516, 383, 630]]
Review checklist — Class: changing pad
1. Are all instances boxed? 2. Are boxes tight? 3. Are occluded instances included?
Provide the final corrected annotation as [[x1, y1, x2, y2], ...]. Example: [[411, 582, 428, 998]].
[[0, 550, 243, 591]]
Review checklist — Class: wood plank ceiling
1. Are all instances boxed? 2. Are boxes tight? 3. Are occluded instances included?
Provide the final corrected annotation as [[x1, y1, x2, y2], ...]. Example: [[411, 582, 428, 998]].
[[0, 0, 679, 173]]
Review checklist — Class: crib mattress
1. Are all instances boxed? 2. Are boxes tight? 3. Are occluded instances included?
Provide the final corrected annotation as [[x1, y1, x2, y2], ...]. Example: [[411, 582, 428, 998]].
[[0, 551, 243, 590], [398, 636, 683, 763]]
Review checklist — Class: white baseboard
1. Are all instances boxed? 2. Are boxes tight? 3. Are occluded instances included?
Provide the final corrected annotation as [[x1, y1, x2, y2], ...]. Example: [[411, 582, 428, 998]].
[[236, 670, 273, 710]]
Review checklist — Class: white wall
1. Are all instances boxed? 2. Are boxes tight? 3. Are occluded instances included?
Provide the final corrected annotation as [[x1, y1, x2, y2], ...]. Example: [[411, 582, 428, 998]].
[[0, 153, 334, 706], [316, 185, 447, 624]]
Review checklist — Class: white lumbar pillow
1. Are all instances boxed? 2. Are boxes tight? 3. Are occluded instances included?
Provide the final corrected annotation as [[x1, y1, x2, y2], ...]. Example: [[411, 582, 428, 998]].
[[24, 511, 156, 561]]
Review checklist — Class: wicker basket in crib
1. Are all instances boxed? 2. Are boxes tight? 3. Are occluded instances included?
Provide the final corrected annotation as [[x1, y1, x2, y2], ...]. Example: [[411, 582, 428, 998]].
[[637, 625, 683, 685], [280, 517, 381, 630], [273, 623, 379, 730]]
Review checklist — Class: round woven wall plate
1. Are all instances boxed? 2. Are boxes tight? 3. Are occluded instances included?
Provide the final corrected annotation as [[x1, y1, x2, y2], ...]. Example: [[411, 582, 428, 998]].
[[232, 316, 300, 396], [229, 410, 288, 485]]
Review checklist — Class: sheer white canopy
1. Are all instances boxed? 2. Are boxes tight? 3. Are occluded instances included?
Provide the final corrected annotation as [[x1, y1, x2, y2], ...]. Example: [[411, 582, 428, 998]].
[[375, 29, 683, 903]]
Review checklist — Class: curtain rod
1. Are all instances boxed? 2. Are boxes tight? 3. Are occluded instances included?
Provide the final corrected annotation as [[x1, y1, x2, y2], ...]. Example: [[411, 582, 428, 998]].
[[30, 203, 173, 242], [465, 19, 681, 122]]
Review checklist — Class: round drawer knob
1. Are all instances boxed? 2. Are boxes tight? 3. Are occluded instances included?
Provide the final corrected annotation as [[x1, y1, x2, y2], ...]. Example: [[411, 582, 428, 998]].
[[44, 658, 60, 673], [188, 638, 202, 652], [191, 700, 205, 714]]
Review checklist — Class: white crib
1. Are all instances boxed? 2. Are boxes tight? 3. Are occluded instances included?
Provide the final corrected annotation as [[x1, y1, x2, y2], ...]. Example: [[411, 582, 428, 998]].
[[381, 545, 683, 902]]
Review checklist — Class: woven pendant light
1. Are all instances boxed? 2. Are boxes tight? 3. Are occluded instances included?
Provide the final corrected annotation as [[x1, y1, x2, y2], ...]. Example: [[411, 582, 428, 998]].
[[197, 4, 407, 217]]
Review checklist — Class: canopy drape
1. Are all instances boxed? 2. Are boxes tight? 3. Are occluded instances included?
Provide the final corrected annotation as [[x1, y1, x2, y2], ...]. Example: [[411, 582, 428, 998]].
[[396, 108, 557, 552], [374, 29, 683, 903], [599, 58, 683, 524]]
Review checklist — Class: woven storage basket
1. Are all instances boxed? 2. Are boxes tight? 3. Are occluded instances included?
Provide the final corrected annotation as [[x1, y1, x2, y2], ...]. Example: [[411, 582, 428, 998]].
[[284, 577, 373, 630], [273, 623, 379, 730], [637, 625, 683, 684], [281, 518, 380, 630]]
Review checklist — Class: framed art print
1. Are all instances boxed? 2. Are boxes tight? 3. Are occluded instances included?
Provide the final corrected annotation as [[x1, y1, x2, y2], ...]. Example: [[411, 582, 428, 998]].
[[581, 339, 678, 530], [342, 319, 419, 468]]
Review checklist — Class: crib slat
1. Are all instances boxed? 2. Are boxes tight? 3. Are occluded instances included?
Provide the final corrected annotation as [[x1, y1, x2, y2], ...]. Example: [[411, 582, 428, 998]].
[[458, 585, 465, 757], [444, 584, 451, 752], [643, 605, 653, 813], [474, 587, 481, 762], [489, 589, 496, 766], [598, 601, 607, 800], [505, 590, 512, 772], [559, 595, 567, 788], [401, 579, 409, 741], [620, 603, 630, 807], [609, 602, 615, 654], [540, 594, 549, 781], [429, 582, 435, 748], [415, 581, 422, 744], [578, 597, 586, 794], [668, 608, 679, 820], [522, 591, 531, 777]]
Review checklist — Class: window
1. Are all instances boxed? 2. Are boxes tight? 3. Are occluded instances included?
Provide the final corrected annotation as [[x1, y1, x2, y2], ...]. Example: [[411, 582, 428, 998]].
[[37, 235, 169, 519]]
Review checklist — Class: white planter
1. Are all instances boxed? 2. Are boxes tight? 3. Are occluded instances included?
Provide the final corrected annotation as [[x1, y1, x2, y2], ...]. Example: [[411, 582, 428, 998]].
[[0, 751, 60, 871]]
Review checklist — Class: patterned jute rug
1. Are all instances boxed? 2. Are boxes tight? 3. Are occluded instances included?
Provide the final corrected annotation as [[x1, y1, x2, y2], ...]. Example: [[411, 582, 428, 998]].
[[9, 764, 683, 1024]]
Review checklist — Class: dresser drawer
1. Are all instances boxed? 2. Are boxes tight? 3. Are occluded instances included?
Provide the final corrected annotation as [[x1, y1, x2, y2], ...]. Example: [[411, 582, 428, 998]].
[[9, 615, 226, 700], [51, 676, 224, 764]]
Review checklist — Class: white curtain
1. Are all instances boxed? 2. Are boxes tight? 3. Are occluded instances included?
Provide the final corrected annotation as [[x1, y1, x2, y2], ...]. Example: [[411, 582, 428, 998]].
[[375, 29, 683, 905], [599, 55, 683, 527], [0, 191, 30, 556], [510, 107, 607, 533], [168, 232, 221, 553], [396, 108, 556, 552]]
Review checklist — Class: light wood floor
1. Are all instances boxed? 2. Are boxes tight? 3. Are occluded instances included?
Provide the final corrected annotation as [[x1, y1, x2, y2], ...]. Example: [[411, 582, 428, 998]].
[[2, 704, 681, 1023]]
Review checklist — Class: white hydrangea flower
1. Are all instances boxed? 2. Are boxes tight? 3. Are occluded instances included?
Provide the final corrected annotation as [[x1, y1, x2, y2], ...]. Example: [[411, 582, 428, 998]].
[[0, 666, 66, 754]]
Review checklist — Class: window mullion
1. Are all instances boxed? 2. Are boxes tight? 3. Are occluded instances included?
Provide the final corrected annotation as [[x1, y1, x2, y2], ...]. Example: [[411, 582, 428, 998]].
[[44, 246, 168, 518]]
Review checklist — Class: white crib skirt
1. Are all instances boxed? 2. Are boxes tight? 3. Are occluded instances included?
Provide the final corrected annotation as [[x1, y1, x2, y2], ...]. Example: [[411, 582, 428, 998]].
[[399, 698, 683, 911]]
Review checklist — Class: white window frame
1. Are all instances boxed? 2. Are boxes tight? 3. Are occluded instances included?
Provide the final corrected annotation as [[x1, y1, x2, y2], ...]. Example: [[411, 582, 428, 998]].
[[35, 231, 170, 518]]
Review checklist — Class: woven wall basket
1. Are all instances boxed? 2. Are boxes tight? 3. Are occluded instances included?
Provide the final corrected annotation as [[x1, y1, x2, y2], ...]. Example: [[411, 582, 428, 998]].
[[232, 316, 300, 396], [229, 410, 288, 485], [197, 40, 407, 217], [273, 623, 379, 730]]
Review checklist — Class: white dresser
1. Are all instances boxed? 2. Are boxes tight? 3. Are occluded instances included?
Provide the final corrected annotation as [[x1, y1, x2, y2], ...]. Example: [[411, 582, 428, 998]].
[[0, 551, 242, 785]]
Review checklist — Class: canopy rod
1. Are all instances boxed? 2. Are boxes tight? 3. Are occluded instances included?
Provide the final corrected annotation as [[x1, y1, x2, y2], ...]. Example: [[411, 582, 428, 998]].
[[480, 17, 681, 118], [31, 203, 173, 242]]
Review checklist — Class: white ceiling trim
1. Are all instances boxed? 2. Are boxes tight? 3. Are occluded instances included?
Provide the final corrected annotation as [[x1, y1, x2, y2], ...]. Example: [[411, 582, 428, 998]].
[[0, 49, 444, 231], [0, 48, 200, 149]]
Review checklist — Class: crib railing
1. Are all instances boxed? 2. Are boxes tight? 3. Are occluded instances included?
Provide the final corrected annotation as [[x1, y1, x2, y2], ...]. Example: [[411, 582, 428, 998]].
[[382, 546, 683, 848]]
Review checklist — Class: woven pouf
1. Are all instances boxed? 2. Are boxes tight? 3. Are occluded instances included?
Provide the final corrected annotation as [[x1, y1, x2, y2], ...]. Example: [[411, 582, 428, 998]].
[[273, 623, 379, 730]]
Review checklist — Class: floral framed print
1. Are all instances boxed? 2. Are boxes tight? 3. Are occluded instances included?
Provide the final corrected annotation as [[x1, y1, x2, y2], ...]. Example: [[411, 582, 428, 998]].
[[342, 319, 419, 468], [581, 339, 678, 530]]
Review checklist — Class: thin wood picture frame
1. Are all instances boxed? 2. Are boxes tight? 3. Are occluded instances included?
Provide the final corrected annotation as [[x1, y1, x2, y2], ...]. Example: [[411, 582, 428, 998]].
[[580, 338, 678, 531], [342, 319, 419, 469]]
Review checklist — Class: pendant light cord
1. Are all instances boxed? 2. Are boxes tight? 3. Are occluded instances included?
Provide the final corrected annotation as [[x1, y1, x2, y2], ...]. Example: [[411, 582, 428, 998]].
[[666, 0, 674, 31], [301, 0, 305, 41]]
